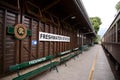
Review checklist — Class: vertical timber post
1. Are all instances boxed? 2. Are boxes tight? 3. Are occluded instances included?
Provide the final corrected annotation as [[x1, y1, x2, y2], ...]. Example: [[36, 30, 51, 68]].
[[2, 9, 7, 74], [116, 23, 118, 43], [81, 33, 84, 53]]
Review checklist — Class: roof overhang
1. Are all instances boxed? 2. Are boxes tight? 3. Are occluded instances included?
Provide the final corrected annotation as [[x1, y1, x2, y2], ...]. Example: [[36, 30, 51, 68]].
[[29, 0, 96, 37]]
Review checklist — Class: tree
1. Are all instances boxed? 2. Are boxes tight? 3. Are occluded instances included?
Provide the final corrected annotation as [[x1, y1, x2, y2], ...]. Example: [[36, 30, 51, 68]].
[[93, 34, 101, 44], [115, 1, 120, 11], [90, 17, 102, 44], [90, 17, 102, 34]]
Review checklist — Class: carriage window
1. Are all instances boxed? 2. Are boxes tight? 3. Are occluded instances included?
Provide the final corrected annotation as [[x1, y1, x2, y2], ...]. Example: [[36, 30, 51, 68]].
[[117, 20, 120, 42], [117, 20, 120, 30], [113, 25, 116, 42]]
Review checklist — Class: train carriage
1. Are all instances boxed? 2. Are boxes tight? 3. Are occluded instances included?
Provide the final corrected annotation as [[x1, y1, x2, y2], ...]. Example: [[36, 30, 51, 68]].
[[102, 11, 120, 69]]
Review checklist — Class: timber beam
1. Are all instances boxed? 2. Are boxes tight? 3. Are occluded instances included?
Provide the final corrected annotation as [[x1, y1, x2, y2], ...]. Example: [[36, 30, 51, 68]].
[[42, 0, 60, 12]]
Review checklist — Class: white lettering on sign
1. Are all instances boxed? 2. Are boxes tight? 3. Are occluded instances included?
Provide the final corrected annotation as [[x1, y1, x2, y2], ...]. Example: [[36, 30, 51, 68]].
[[61, 50, 71, 55], [39, 32, 70, 42], [29, 57, 46, 65], [74, 48, 78, 50]]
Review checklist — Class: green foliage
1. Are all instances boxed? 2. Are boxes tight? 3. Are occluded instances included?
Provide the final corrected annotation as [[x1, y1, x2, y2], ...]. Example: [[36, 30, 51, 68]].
[[93, 34, 101, 43], [115, 1, 120, 11], [90, 17, 102, 34]]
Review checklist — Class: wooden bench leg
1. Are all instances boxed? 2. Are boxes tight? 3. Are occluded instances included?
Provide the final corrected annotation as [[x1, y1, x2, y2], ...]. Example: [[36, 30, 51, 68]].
[[55, 66, 59, 72], [77, 51, 81, 58], [64, 62, 67, 67], [50, 65, 59, 72], [77, 54, 79, 58], [16, 70, 20, 76], [73, 56, 76, 60]]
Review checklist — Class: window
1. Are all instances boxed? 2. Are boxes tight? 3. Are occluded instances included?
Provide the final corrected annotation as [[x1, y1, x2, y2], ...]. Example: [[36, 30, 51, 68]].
[[117, 19, 120, 42]]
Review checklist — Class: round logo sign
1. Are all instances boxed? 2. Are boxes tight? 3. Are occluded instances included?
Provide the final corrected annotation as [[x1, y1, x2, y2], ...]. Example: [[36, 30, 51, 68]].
[[14, 24, 27, 40]]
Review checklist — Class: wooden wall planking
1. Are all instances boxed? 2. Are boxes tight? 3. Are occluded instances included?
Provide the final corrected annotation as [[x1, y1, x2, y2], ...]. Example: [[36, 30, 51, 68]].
[[22, 17, 31, 62], [0, 4, 82, 77], [3, 11, 18, 73], [0, 9, 4, 75], [31, 20, 38, 59], [44, 24, 49, 56], [49, 25, 54, 55]]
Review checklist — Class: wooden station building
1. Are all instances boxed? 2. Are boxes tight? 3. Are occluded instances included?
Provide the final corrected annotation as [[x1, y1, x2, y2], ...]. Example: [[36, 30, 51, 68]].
[[0, 0, 96, 77]]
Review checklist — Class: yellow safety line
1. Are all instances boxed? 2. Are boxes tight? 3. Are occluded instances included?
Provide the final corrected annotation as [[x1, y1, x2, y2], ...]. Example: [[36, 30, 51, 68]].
[[88, 51, 98, 80]]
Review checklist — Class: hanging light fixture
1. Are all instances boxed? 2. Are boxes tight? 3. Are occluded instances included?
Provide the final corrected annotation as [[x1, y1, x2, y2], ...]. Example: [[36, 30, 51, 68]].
[[71, 16, 76, 19]]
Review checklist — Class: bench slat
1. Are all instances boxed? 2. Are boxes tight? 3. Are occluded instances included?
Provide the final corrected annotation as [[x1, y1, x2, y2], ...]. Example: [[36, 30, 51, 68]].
[[60, 54, 73, 62], [58, 50, 72, 56]]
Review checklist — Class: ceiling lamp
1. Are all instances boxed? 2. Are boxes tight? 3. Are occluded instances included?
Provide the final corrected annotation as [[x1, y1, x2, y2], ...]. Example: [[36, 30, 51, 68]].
[[71, 16, 76, 19]]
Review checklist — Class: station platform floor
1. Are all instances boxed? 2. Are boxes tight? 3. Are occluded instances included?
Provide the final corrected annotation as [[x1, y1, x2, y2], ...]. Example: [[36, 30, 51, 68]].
[[1, 45, 115, 80], [30, 45, 115, 80]]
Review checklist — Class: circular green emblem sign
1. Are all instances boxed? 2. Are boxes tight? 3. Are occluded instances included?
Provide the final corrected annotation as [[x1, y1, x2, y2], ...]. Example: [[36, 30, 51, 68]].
[[14, 24, 27, 40]]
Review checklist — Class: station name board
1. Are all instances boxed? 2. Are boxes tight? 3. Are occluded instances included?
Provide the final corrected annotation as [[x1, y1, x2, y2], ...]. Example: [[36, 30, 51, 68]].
[[39, 32, 70, 42]]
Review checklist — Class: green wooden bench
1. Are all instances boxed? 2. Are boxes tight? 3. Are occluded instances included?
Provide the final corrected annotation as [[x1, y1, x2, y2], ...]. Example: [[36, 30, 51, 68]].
[[58, 50, 73, 66], [72, 48, 79, 51], [80, 45, 89, 51], [9, 55, 59, 80], [72, 47, 82, 57], [60, 54, 74, 66], [59, 51, 80, 66], [58, 48, 82, 66], [58, 50, 72, 56], [83, 45, 89, 51]]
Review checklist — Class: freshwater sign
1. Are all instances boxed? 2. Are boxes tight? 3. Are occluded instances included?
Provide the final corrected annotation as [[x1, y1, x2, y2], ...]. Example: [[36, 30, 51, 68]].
[[29, 57, 46, 65], [39, 32, 70, 42]]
